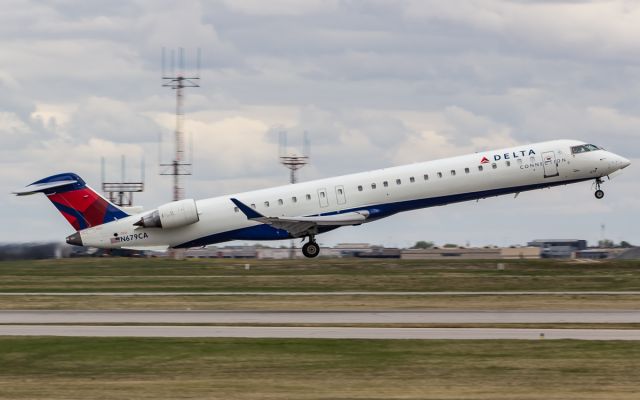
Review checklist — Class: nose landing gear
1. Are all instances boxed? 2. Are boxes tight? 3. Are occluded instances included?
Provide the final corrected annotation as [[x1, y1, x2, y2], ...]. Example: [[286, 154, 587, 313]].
[[594, 178, 605, 199], [302, 235, 320, 258]]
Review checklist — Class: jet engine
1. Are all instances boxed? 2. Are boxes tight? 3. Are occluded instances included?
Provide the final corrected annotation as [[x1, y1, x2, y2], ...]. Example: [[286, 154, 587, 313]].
[[134, 199, 199, 229]]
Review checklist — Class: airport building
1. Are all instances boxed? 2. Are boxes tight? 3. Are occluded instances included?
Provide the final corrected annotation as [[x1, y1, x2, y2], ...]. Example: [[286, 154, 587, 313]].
[[527, 239, 587, 259], [401, 246, 540, 260]]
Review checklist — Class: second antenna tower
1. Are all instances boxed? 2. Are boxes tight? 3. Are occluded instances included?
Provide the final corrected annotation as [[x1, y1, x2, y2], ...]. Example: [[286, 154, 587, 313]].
[[160, 47, 200, 201]]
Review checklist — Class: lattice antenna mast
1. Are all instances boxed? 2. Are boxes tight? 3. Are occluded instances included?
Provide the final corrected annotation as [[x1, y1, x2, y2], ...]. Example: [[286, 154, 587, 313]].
[[160, 47, 200, 201], [101, 155, 145, 207], [279, 130, 310, 184]]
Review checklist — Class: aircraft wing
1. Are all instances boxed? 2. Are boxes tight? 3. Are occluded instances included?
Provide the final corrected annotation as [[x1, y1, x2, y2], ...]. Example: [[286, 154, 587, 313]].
[[230, 198, 369, 237]]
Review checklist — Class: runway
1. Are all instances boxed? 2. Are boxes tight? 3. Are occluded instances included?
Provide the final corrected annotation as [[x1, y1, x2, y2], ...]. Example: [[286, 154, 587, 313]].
[[2, 291, 640, 296], [1, 310, 640, 324], [1, 325, 639, 340]]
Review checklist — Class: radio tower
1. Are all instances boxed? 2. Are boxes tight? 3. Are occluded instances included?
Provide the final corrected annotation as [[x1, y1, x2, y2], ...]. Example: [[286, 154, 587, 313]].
[[279, 131, 310, 258], [101, 155, 144, 207], [279, 131, 310, 184], [160, 47, 200, 202]]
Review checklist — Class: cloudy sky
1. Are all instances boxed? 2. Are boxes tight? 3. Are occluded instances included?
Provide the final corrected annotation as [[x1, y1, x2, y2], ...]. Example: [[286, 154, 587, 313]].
[[1, 0, 638, 247]]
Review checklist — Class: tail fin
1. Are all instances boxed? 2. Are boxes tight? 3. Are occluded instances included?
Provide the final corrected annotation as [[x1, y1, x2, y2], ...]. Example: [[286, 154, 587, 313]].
[[14, 173, 129, 230]]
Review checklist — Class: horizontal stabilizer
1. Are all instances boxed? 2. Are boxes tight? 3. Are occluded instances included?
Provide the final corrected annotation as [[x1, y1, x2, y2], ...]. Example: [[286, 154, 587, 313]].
[[13, 179, 78, 196]]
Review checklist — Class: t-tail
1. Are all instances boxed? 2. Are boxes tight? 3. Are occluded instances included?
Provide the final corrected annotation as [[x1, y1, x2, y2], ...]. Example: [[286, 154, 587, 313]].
[[13, 173, 129, 231]]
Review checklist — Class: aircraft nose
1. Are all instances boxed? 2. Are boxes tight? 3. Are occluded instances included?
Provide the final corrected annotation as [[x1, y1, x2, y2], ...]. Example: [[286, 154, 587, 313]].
[[620, 157, 631, 169], [616, 155, 631, 170]]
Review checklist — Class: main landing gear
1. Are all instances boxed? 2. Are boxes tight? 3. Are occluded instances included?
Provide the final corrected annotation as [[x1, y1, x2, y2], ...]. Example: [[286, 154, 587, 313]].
[[594, 178, 605, 200], [302, 236, 320, 258]]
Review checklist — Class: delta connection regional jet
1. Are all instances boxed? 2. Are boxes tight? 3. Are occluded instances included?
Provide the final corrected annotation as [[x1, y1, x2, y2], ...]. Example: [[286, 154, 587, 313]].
[[15, 140, 630, 258]]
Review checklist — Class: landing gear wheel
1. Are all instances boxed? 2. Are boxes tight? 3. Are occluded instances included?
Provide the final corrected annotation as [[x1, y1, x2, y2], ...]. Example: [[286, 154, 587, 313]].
[[302, 241, 320, 258], [594, 178, 605, 200]]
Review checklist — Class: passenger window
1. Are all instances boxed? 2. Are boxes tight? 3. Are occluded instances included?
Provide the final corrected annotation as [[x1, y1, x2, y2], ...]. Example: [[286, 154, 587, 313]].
[[264, 201, 270, 207], [251, 203, 256, 209], [423, 174, 429, 181], [306, 194, 311, 200], [437, 172, 443, 178], [383, 181, 388, 187], [278, 199, 283, 205], [396, 179, 401, 185], [292, 196, 297, 203], [492, 163, 497, 169], [357, 185, 363, 191], [517, 159, 522, 165], [410, 176, 415, 183], [234, 207, 239, 213], [371, 183, 377, 189], [450, 170, 456, 176], [506, 161, 511, 167], [464, 168, 470, 174], [478, 165, 483, 171]]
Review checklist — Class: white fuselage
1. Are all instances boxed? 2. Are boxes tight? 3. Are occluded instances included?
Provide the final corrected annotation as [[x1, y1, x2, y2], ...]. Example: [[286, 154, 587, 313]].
[[78, 139, 630, 249]]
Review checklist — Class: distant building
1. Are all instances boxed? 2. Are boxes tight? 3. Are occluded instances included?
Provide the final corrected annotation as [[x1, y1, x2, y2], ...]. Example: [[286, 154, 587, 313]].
[[527, 239, 587, 259], [401, 247, 501, 259], [574, 249, 610, 259], [355, 246, 401, 259], [401, 246, 541, 260], [334, 243, 373, 257], [184, 246, 256, 259], [500, 247, 541, 259]]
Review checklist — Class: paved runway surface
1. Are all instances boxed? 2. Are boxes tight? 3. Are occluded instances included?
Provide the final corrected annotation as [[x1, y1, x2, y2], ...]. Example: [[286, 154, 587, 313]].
[[1, 310, 640, 324], [1, 325, 639, 340], [2, 291, 640, 296]]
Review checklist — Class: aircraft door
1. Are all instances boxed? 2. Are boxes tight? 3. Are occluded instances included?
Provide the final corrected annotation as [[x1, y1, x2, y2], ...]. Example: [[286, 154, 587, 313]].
[[335, 185, 346, 205], [317, 188, 329, 208], [542, 151, 559, 178]]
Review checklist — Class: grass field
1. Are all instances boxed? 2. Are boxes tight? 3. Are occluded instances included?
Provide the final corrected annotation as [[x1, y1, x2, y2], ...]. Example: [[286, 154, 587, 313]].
[[2, 293, 640, 310], [0, 337, 638, 399], [0, 258, 639, 293], [1, 258, 639, 310], [1, 259, 638, 399]]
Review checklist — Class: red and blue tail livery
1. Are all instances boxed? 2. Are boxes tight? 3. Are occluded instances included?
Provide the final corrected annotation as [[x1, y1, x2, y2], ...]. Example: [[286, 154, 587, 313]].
[[14, 173, 129, 230]]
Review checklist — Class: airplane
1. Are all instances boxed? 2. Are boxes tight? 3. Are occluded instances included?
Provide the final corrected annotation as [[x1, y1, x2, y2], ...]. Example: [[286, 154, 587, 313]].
[[15, 139, 630, 258]]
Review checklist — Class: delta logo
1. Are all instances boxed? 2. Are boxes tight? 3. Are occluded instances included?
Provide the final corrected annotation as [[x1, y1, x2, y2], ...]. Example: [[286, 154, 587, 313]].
[[480, 149, 536, 164]]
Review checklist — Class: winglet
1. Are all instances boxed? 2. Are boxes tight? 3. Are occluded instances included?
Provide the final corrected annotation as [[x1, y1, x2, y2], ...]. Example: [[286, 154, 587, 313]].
[[230, 198, 265, 219]]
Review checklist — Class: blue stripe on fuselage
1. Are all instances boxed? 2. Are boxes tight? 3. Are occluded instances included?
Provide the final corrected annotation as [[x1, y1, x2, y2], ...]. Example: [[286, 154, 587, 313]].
[[174, 177, 592, 248]]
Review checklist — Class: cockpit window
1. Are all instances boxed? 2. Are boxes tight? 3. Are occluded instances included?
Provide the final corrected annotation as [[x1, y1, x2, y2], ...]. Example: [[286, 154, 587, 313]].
[[571, 144, 601, 154]]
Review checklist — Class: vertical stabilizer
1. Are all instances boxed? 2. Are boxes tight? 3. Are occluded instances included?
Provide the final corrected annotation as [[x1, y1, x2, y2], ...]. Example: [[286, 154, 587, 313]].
[[14, 173, 129, 230]]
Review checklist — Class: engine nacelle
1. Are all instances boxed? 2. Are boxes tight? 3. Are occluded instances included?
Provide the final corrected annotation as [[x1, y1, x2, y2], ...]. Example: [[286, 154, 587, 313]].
[[134, 199, 199, 229]]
